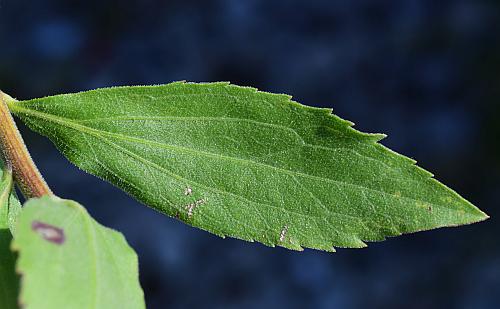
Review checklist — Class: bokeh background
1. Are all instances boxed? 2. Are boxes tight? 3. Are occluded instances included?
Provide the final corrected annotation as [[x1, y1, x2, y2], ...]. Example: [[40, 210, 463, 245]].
[[1, 1, 499, 308]]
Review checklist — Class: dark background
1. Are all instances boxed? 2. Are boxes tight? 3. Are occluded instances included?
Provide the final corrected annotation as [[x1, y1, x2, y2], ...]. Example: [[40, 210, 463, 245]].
[[1, 1, 499, 308]]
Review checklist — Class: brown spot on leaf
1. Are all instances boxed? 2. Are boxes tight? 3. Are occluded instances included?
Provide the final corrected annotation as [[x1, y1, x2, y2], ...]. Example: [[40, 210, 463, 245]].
[[31, 221, 65, 245]]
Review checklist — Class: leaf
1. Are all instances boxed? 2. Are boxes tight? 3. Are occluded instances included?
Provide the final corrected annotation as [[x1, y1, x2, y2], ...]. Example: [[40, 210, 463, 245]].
[[12, 196, 145, 309], [0, 163, 21, 309], [0, 162, 22, 237], [6, 82, 488, 251]]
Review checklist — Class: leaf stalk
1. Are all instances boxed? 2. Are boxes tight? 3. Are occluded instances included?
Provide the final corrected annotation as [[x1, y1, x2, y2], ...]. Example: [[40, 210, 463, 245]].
[[0, 91, 52, 198]]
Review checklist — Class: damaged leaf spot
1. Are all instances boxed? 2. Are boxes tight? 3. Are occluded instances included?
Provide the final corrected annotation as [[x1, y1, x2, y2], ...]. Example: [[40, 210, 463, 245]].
[[31, 220, 65, 245], [184, 187, 193, 196], [279, 225, 288, 242], [186, 199, 205, 217]]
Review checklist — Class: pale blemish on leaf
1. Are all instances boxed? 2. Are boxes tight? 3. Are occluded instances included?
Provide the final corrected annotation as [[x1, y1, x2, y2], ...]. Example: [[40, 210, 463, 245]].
[[416, 202, 432, 212], [443, 196, 454, 203], [279, 225, 288, 242], [184, 187, 193, 196], [186, 199, 205, 217], [31, 220, 65, 245]]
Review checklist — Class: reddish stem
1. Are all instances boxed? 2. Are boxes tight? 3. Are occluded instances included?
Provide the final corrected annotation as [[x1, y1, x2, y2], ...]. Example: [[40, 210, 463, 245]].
[[0, 91, 52, 198]]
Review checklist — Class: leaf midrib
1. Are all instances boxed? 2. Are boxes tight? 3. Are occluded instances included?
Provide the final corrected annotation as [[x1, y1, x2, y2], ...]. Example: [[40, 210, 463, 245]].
[[12, 105, 460, 214]]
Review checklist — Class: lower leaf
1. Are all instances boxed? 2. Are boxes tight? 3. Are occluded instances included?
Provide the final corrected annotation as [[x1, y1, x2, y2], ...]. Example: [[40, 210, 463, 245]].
[[12, 196, 145, 309]]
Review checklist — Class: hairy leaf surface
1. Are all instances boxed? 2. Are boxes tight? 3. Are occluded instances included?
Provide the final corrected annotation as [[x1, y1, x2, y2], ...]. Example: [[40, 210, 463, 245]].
[[12, 196, 144, 309], [7, 82, 488, 251], [0, 163, 20, 309]]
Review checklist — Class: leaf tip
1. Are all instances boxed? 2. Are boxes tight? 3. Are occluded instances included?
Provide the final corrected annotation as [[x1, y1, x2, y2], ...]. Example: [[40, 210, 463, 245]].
[[469, 207, 490, 223]]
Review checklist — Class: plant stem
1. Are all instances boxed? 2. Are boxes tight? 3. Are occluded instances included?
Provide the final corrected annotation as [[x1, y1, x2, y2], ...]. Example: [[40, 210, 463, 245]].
[[0, 91, 52, 198]]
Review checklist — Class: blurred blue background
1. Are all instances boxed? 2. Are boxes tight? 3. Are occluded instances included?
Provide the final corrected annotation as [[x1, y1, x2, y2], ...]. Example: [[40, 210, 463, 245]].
[[1, 1, 499, 308]]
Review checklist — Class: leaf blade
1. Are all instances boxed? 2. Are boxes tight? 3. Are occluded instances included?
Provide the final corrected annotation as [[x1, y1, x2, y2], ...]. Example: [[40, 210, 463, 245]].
[[12, 196, 145, 309], [9, 82, 488, 251]]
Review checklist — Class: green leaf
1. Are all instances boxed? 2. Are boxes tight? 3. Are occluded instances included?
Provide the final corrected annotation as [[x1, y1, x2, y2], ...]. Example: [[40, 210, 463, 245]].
[[7, 82, 488, 251], [0, 162, 22, 236], [12, 196, 145, 309], [0, 163, 20, 309]]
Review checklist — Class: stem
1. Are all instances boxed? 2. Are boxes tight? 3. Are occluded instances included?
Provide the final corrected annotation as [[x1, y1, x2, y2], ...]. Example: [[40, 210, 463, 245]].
[[0, 91, 52, 198]]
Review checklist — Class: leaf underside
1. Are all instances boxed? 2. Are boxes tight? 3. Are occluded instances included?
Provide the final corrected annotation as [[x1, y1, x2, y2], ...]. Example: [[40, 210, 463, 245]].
[[12, 196, 145, 309], [8, 82, 488, 251]]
